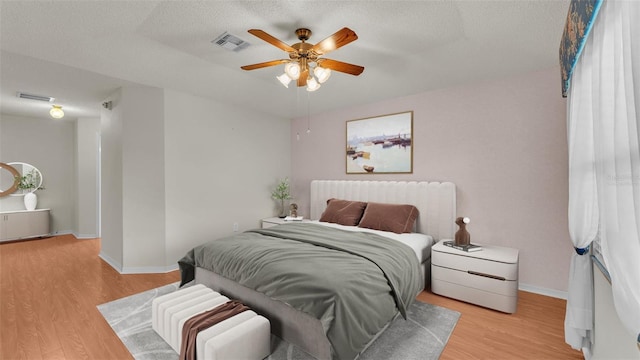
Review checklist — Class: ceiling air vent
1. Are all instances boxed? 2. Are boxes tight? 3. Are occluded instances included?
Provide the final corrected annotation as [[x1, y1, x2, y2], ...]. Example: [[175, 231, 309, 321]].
[[212, 32, 250, 52], [17, 92, 55, 102]]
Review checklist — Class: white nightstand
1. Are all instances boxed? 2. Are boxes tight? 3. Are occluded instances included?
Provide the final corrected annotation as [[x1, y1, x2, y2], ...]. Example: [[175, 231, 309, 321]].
[[431, 240, 519, 313], [261, 217, 311, 229]]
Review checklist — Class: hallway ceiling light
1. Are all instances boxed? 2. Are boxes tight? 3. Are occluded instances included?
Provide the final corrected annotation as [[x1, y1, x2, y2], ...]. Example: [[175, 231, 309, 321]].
[[50, 105, 64, 119]]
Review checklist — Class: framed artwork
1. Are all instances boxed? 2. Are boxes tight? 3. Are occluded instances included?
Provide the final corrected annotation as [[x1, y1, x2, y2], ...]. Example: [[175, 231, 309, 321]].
[[346, 111, 413, 174]]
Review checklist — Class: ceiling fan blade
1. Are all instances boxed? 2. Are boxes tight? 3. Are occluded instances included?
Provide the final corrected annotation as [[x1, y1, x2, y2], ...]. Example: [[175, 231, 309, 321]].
[[241, 59, 289, 71], [248, 29, 296, 52], [310, 27, 358, 55], [297, 69, 309, 87], [317, 58, 364, 76]]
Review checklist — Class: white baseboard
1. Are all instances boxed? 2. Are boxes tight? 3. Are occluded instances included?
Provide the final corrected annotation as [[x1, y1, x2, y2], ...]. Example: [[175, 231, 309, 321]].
[[98, 252, 178, 274], [51, 230, 74, 236], [120, 264, 179, 274], [519, 283, 568, 300], [99, 251, 123, 273], [50, 231, 96, 239], [74, 233, 98, 239]]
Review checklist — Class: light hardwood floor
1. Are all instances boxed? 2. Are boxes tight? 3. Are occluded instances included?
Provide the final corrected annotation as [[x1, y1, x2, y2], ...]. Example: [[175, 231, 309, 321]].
[[1, 235, 583, 360]]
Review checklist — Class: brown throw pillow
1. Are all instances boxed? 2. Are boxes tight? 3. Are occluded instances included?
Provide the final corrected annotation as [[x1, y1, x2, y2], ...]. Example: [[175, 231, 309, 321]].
[[358, 202, 419, 234], [319, 199, 368, 226]]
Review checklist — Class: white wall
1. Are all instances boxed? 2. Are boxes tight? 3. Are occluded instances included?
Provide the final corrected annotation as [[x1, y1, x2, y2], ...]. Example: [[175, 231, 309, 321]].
[[0, 114, 75, 234], [291, 67, 573, 295], [100, 89, 124, 268], [0, 117, 3, 164], [100, 86, 167, 272], [99, 86, 291, 271], [76, 117, 99, 238], [121, 86, 166, 271], [163, 89, 291, 266]]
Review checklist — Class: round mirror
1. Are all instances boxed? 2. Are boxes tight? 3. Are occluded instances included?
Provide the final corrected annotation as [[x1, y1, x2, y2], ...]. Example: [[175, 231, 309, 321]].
[[7, 162, 43, 196], [0, 162, 20, 197]]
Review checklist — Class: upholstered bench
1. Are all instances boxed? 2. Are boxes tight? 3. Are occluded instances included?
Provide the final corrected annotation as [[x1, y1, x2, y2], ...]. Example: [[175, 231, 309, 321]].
[[151, 284, 271, 360]]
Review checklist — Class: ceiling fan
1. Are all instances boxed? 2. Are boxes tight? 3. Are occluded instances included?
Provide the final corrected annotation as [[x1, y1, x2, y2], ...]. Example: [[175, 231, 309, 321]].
[[241, 27, 365, 91]]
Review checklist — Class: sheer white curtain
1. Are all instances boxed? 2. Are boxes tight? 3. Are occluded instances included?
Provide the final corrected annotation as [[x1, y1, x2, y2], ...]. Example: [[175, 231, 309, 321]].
[[565, 16, 599, 354], [566, 0, 640, 353]]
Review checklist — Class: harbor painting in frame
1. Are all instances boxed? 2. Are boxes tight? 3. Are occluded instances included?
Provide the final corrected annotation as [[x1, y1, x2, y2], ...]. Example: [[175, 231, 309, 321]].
[[346, 111, 413, 174]]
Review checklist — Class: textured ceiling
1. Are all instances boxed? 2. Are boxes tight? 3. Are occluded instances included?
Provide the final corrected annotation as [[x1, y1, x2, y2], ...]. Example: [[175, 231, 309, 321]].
[[0, 1, 570, 120]]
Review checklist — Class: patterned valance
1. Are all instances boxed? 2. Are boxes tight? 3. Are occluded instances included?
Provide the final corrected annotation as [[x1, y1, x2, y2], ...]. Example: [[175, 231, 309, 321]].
[[560, 0, 604, 97]]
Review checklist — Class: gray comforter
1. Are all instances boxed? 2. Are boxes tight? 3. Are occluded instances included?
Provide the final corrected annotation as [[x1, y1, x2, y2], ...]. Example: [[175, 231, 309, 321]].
[[178, 223, 422, 360]]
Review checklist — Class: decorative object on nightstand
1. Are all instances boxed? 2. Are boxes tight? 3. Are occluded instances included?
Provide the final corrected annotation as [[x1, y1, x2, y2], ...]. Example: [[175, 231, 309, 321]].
[[432, 240, 519, 313], [284, 215, 303, 221], [289, 203, 298, 218], [454, 216, 471, 246], [449, 217, 481, 251], [271, 178, 292, 218], [443, 240, 482, 252]]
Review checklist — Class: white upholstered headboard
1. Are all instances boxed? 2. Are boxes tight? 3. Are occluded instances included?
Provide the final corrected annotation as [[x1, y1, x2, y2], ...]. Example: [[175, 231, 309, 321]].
[[310, 180, 456, 241]]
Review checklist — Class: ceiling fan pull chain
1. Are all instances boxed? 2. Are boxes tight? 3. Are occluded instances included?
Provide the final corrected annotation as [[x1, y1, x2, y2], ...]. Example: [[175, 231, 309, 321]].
[[307, 91, 312, 134]]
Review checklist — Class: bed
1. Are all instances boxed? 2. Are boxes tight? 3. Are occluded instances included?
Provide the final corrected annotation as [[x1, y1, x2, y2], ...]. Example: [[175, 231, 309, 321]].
[[179, 180, 456, 360]]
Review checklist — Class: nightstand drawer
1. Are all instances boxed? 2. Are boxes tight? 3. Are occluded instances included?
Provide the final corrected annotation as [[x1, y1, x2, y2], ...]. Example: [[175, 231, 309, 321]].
[[431, 277, 518, 313], [432, 264, 518, 296], [431, 250, 518, 281]]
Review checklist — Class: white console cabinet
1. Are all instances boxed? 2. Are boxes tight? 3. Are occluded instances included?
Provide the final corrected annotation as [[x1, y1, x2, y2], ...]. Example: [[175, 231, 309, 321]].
[[0, 209, 50, 242]]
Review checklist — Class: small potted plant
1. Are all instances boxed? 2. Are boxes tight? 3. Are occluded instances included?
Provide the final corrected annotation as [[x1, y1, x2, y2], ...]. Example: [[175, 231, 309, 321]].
[[271, 178, 292, 218], [16, 169, 43, 192]]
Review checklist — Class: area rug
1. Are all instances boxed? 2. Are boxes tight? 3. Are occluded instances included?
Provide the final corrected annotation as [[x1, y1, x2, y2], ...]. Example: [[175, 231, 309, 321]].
[[97, 282, 460, 360]]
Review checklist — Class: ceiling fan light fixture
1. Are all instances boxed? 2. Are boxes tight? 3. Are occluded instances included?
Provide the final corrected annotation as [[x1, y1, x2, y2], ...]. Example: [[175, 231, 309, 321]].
[[306, 77, 321, 92], [314, 66, 331, 83], [284, 62, 301, 80], [241, 27, 363, 92], [276, 73, 292, 88], [50, 105, 64, 119]]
